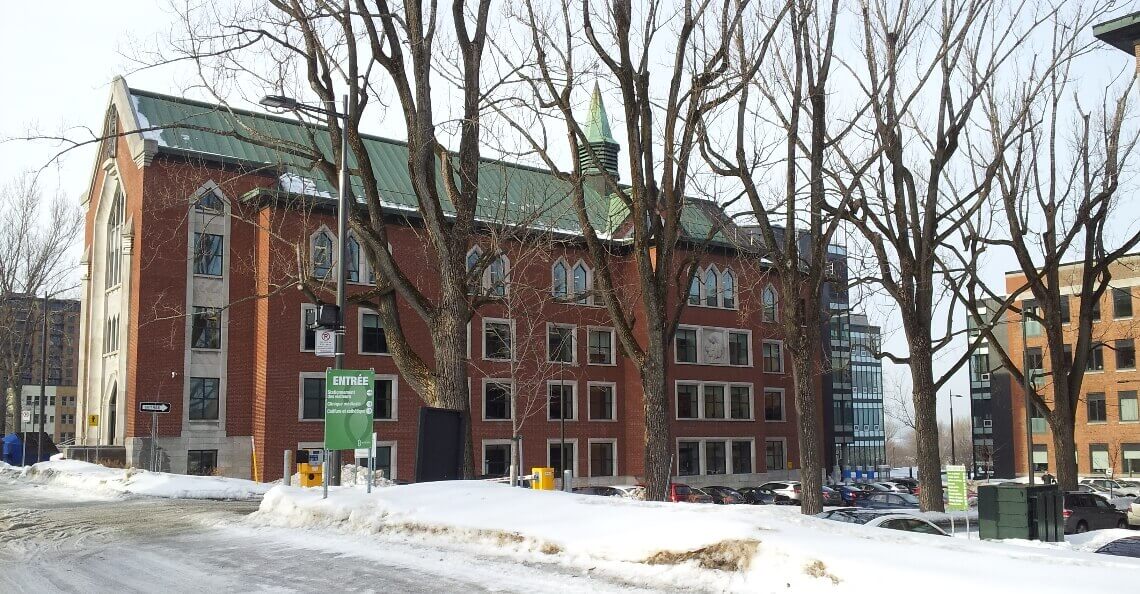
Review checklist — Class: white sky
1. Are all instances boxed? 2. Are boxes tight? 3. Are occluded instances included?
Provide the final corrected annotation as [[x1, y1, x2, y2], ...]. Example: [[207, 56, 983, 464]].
[[2, 2, 1137, 430]]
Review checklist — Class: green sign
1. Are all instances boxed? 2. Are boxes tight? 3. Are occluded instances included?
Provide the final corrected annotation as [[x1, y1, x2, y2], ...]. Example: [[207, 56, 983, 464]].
[[324, 369, 375, 450], [946, 464, 969, 511]]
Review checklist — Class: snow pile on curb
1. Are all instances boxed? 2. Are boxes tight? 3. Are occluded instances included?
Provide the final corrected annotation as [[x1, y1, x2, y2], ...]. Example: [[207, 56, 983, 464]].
[[254, 481, 1139, 592], [0, 460, 271, 500]]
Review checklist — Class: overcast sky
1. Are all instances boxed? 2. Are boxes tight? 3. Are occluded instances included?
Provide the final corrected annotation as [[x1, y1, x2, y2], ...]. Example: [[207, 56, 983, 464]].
[[3, 2, 1138, 431]]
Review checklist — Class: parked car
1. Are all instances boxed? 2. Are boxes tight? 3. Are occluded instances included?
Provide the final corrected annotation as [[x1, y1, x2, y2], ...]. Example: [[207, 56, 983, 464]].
[[1129, 496, 1140, 528], [1063, 492, 1129, 533], [828, 484, 865, 505], [821, 486, 844, 506], [572, 486, 625, 497], [704, 486, 747, 504], [873, 481, 908, 493], [852, 481, 891, 493], [1081, 479, 1140, 498], [858, 492, 921, 510], [608, 485, 646, 500], [1077, 484, 1112, 501], [815, 509, 949, 536], [689, 487, 716, 504], [1094, 536, 1140, 559], [888, 478, 919, 493], [739, 486, 785, 505], [758, 481, 802, 502]]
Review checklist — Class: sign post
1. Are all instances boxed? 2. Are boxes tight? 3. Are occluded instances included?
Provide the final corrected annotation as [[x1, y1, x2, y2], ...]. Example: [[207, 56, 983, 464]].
[[138, 402, 171, 472], [324, 369, 375, 499], [946, 464, 969, 537]]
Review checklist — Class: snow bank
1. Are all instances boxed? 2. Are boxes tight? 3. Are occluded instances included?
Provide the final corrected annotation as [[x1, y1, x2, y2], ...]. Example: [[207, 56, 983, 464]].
[[0, 460, 271, 501], [254, 481, 1139, 592]]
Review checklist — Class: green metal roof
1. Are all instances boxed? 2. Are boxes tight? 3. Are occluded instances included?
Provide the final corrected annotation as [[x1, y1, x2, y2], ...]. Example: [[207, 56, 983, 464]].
[[1093, 12, 1140, 53], [128, 87, 728, 243]]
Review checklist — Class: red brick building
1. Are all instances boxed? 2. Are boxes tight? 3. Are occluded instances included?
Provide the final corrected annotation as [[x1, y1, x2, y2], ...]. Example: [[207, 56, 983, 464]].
[[75, 77, 807, 485]]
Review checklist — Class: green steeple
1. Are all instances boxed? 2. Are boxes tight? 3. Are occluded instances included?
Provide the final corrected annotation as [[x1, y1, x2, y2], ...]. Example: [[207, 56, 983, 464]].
[[579, 82, 620, 177]]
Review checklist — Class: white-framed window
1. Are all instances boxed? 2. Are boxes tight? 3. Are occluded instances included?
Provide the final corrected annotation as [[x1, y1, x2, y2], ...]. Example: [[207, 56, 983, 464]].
[[194, 188, 225, 213], [300, 304, 317, 352], [677, 438, 755, 476], [482, 439, 513, 476], [703, 266, 719, 307], [344, 233, 362, 284], [373, 375, 398, 420], [482, 378, 513, 421], [674, 325, 752, 366], [587, 382, 616, 421], [299, 372, 326, 421], [482, 318, 514, 361], [588, 439, 617, 477], [675, 327, 698, 363], [571, 260, 592, 304], [466, 246, 510, 297], [675, 380, 753, 421], [547, 438, 578, 477], [688, 269, 701, 305], [310, 226, 335, 280], [359, 309, 390, 355], [587, 327, 616, 365], [761, 285, 778, 322], [191, 307, 222, 350], [105, 187, 125, 289], [547, 323, 576, 364], [762, 340, 784, 373], [552, 258, 569, 299], [192, 232, 224, 276], [547, 380, 577, 421], [763, 388, 785, 422], [721, 269, 736, 309]]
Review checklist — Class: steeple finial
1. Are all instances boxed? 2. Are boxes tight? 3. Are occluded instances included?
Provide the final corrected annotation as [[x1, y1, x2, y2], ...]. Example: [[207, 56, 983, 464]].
[[585, 82, 616, 145], [579, 81, 620, 178]]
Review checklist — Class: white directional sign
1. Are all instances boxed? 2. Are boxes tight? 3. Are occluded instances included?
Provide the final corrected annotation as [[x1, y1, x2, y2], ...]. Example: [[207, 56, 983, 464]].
[[315, 329, 337, 357], [139, 402, 171, 413], [21, 410, 31, 423]]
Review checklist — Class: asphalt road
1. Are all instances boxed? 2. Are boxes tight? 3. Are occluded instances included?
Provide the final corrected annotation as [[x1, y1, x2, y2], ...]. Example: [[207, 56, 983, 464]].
[[0, 481, 651, 594]]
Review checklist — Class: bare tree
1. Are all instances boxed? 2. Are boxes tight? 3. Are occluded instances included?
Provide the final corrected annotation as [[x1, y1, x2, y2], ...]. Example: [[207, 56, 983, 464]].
[[0, 173, 81, 434]]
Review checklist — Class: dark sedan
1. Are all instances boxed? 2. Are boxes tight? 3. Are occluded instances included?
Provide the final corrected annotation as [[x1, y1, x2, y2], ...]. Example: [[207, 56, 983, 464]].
[[857, 492, 921, 509], [704, 486, 747, 504], [821, 486, 844, 506], [739, 486, 789, 505], [828, 484, 865, 505], [1063, 492, 1128, 533], [1095, 536, 1140, 558]]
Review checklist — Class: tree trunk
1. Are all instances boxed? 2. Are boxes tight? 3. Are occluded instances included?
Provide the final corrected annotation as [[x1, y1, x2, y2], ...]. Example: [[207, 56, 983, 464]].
[[910, 355, 945, 512], [430, 296, 475, 478], [1051, 414, 1078, 491], [791, 350, 823, 515], [641, 352, 671, 502]]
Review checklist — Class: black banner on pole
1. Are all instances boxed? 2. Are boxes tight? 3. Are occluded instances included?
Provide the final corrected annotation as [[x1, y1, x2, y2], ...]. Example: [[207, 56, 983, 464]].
[[414, 407, 464, 483]]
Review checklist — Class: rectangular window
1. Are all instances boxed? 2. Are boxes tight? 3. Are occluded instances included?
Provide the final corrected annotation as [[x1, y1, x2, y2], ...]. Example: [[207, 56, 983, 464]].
[[1032, 444, 1049, 471], [375, 445, 393, 479], [302, 377, 325, 420], [587, 329, 614, 364], [1121, 391, 1139, 422], [484, 381, 512, 420], [675, 328, 697, 363], [484, 321, 513, 360], [730, 385, 751, 420], [483, 443, 511, 477], [1059, 295, 1070, 323], [373, 378, 394, 420], [1124, 444, 1140, 474], [731, 440, 753, 474], [762, 341, 783, 373], [765, 439, 785, 471], [728, 332, 749, 366], [764, 389, 785, 421], [547, 382, 575, 420], [678, 441, 700, 476], [193, 232, 223, 276], [361, 313, 389, 354], [588, 384, 614, 421], [1090, 444, 1110, 474], [1113, 287, 1133, 318], [589, 441, 616, 477], [1091, 297, 1101, 321], [188, 377, 220, 421], [548, 441, 575, 476], [191, 307, 222, 350], [547, 325, 575, 363], [1088, 344, 1105, 371], [1116, 339, 1135, 369], [1027, 347, 1044, 374], [187, 450, 218, 476], [705, 441, 727, 475], [1023, 299, 1042, 336], [703, 384, 725, 419], [1087, 392, 1107, 423], [677, 383, 699, 419]]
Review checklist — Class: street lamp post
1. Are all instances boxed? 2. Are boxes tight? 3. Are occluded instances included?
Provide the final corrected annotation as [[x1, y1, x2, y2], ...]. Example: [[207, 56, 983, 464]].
[[260, 93, 350, 486], [36, 294, 49, 463], [1021, 307, 1035, 485]]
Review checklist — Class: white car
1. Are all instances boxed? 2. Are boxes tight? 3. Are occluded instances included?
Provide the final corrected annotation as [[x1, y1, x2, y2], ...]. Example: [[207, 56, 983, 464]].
[[608, 485, 646, 500], [816, 508, 949, 536], [1129, 497, 1140, 528], [758, 481, 802, 501], [874, 481, 908, 493], [1081, 479, 1140, 498]]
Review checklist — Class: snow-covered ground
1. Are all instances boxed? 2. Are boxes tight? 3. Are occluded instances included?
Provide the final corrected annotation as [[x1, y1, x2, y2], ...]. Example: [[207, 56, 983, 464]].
[[0, 460, 270, 500], [254, 480, 1139, 592]]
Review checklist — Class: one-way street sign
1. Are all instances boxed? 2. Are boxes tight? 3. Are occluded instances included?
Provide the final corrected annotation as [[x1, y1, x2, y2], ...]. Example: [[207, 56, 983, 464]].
[[139, 402, 171, 414]]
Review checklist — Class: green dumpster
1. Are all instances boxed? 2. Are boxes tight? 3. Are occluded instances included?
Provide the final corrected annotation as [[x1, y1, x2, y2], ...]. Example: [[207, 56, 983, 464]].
[[978, 483, 1064, 542]]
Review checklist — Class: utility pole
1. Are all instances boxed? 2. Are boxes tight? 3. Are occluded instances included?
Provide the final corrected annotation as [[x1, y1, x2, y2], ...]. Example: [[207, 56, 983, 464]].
[[36, 294, 49, 463], [331, 94, 349, 488], [1022, 308, 1035, 485]]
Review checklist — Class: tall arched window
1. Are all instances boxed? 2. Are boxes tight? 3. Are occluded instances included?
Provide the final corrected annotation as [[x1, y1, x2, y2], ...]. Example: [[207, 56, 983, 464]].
[[345, 234, 360, 283], [572, 262, 590, 304], [312, 230, 334, 278], [466, 246, 483, 271], [688, 268, 701, 305], [704, 267, 719, 307], [105, 189, 124, 288], [488, 255, 508, 297], [762, 285, 778, 322], [552, 260, 568, 298], [721, 269, 736, 309]]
